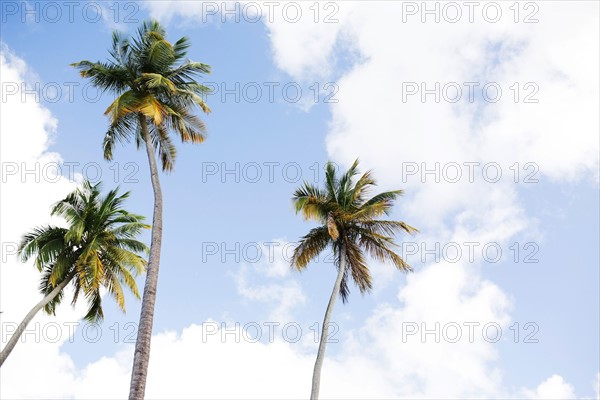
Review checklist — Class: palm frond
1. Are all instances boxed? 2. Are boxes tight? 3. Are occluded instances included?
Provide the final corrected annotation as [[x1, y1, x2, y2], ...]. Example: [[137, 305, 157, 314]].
[[291, 226, 331, 270], [292, 182, 328, 221], [344, 239, 372, 298], [357, 229, 412, 272]]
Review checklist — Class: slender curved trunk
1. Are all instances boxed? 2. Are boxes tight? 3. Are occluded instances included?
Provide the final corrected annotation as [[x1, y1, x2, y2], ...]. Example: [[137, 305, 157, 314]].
[[129, 115, 163, 400], [0, 272, 75, 367], [310, 243, 346, 400]]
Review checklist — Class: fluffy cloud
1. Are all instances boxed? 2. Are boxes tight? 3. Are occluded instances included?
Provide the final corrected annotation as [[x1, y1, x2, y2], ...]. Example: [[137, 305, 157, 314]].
[[232, 239, 307, 322], [0, 45, 80, 397], [143, 1, 349, 81], [3, 254, 586, 399], [522, 374, 576, 399], [314, 3, 598, 228]]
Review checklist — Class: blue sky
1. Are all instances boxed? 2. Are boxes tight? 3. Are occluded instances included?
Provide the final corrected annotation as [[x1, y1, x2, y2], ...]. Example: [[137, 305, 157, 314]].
[[1, 1, 599, 399]]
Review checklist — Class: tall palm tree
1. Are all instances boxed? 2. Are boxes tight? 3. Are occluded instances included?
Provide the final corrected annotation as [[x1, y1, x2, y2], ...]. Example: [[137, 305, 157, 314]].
[[292, 160, 417, 399], [71, 20, 211, 399], [0, 181, 148, 367]]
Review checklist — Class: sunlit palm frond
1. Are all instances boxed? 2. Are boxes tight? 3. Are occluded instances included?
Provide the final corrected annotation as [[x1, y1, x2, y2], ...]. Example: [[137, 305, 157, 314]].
[[293, 182, 328, 222]]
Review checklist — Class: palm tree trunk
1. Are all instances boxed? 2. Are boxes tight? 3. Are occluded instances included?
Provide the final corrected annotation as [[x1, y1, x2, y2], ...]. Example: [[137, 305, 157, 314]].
[[310, 243, 346, 400], [129, 115, 163, 400], [0, 272, 75, 367]]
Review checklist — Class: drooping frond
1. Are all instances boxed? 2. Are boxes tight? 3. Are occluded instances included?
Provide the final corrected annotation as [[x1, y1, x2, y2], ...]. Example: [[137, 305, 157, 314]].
[[151, 123, 177, 172], [342, 238, 371, 300], [357, 228, 413, 272], [163, 101, 207, 144], [83, 288, 104, 322], [104, 112, 138, 160], [39, 264, 65, 315], [291, 226, 331, 270]]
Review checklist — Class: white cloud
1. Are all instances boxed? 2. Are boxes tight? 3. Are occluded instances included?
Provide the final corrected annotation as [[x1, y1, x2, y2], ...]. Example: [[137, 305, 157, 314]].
[[0, 45, 81, 397], [141, 0, 207, 26], [232, 239, 306, 322], [3, 263, 590, 399], [344, 261, 512, 398], [522, 374, 576, 399], [259, 2, 353, 82], [234, 264, 306, 322], [143, 1, 353, 82]]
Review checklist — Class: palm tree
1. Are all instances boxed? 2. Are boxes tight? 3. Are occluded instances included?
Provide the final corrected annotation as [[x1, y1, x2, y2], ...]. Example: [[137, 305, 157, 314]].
[[0, 181, 148, 367], [71, 20, 211, 399], [292, 160, 417, 399]]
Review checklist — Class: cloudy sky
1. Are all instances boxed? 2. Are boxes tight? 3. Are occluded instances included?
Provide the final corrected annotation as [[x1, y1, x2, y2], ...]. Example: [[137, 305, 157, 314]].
[[1, 1, 598, 398]]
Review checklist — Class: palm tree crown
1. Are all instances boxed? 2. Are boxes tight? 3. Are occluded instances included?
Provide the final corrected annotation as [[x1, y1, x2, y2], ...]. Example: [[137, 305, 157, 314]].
[[292, 160, 418, 301], [18, 180, 149, 321], [71, 20, 212, 171]]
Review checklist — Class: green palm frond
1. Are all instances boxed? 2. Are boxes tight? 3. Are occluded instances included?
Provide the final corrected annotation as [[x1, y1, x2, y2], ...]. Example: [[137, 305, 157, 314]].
[[338, 159, 360, 207], [358, 220, 419, 236], [324, 162, 339, 202], [168, 62, 212, 84], [172, 37, 191, 62], [104, 112, 138, 160], [70, 61, 130, 92], [357, 230, 411, 272], [104, 268, 127, 311], [148, 123, 176, 172], [163, 102, 207, 143], [83, 289, 104, 322], [18, 226, 68, 268], [350, 170, 376, 205], [140, 73, 177, 93], [361, 190, 404, 215]]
